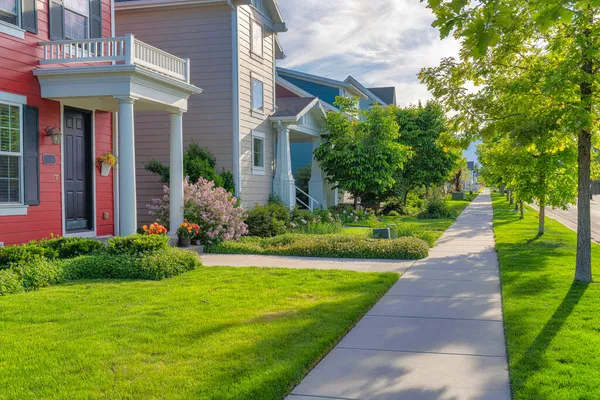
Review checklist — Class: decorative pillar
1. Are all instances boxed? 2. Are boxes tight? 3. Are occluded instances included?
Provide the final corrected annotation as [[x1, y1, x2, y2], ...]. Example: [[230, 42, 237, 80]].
[[117, 96, 137, 236], [273, 123, 295, 209], [308, 136, 325, 209], [169, 110, 185, 235]]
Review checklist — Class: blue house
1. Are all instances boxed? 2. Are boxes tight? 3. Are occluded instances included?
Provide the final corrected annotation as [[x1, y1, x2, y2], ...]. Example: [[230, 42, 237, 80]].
[[276, 68, 397, 174]]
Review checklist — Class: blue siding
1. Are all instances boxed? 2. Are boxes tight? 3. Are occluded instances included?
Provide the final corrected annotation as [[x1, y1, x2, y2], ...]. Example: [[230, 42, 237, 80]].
[[291, 142, 313, 175], [281, 76, 340, 105]]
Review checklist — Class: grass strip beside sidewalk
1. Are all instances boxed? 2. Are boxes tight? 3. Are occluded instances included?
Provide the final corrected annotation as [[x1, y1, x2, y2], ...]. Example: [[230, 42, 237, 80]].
[[491, 194, 600, 399]]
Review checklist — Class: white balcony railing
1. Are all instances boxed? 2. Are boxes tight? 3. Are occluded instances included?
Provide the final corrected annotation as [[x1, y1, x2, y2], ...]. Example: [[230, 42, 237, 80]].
[[39, 34, 190, 83]]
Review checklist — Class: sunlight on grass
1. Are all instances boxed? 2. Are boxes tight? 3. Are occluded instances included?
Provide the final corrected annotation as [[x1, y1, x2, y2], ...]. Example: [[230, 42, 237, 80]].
[[492, 194, 600, 399], [0, 267, 397, 400]]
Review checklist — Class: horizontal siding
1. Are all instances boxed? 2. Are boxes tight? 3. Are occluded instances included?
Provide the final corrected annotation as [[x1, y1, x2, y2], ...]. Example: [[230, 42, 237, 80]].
[[0, 0, 114, 244], [238, 5, 276, 209], [116, 4, 234, 225]]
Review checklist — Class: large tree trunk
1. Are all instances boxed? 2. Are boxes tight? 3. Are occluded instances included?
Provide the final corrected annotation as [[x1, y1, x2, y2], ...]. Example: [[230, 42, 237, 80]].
[[576, 126, 592, 282], [500, 186, 505, 196], [509, 191, 514, 205], [514, 196, 519, 211], [576, 24, 593, 283], [538, 198, 545, 235]]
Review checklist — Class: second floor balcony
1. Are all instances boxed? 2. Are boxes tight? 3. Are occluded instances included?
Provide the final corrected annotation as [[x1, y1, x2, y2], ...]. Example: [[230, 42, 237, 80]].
[[34, 34, 201, 114]]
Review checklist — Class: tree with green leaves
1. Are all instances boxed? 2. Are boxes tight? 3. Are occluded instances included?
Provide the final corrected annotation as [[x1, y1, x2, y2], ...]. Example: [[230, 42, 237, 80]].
[[314, 97, 411, 209], [421, 0, 599, 282], [392, 101, 458, 205]]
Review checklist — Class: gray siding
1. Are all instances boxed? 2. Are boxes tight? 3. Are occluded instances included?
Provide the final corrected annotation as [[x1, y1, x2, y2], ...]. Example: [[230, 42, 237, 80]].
[[238, 4, 276, 209], [116, 5, 234, 224]]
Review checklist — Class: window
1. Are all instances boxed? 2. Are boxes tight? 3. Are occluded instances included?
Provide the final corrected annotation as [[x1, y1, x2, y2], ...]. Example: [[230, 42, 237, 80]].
[[252, 131, 265, 174], [251, 19, 263, 57], [0, 0, 18, 25], [0, 102, 21, 204], [64, 0, 87, 39], [49, 0, 101, 40], [252, 78, 264, 112], [0, 0, 37, 38]]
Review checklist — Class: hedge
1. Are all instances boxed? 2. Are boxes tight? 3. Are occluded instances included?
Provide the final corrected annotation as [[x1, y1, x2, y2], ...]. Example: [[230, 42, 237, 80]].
[[205, 234, 429, 260], [0, 236, 202, 296]]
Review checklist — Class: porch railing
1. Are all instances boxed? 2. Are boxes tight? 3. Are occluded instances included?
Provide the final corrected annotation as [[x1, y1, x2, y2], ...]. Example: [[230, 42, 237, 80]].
[[295, 186, 321, 212], [39, 34, 190, 83]]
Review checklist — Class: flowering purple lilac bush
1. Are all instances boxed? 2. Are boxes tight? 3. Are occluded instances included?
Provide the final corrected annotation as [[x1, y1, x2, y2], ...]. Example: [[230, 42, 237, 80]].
[[148, 178, 248, 246]]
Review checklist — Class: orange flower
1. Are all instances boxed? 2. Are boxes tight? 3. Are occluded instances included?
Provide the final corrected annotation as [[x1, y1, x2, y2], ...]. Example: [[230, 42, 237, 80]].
[[142, 225, 148, 231]]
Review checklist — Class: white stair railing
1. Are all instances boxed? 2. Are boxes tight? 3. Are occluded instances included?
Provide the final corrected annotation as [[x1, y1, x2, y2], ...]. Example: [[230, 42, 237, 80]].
[[39, 34, 190, 83], [295, 186, 321, 212]]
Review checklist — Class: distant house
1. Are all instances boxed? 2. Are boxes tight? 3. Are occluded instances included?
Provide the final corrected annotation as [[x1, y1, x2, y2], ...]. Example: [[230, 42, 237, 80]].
[[276, 68, 396, 176]]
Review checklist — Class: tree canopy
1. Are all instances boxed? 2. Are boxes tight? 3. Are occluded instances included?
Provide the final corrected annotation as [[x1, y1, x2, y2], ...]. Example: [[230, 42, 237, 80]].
[[421, 0, 599, 282]]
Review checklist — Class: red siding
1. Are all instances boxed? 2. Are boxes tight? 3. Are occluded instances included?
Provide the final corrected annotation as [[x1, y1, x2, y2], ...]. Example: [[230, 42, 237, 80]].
[[0, 0, 114, 245]]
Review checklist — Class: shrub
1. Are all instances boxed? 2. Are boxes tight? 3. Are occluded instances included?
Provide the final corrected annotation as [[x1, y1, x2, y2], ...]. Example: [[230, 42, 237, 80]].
[[11, 256, 68, 291], [0, 269, 23, 295], [38, 237, 105, 258], [418, 196, 453, 219], [67, 248, 201, 281], [148, 178, 247, 245], [0, 243, 57, 268], [106, 234, 170, 255], [246, 203, 289, 237], [206, 234, 429, 260]]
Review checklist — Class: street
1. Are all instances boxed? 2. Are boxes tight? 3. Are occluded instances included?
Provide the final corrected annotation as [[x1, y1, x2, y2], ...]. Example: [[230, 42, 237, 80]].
[[540, 199, 600, 243]]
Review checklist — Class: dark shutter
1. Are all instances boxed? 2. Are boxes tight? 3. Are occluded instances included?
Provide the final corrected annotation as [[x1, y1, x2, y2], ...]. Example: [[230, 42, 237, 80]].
[[49, 0, 64, 40], [23, 105, 40, 206], [89, 0, 102, 38], [21, 0, 38, 34]]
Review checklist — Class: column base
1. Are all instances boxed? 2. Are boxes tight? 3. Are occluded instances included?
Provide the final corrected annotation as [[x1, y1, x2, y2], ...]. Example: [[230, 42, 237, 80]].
[[273, 178, 296, 209]]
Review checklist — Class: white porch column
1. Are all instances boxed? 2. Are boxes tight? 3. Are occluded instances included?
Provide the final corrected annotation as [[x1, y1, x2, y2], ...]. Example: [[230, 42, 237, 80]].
[[308, 136, 326, 209], [117, 96, 137, 236], [169, 110, 185, 235], [273, 123, 295, 209]]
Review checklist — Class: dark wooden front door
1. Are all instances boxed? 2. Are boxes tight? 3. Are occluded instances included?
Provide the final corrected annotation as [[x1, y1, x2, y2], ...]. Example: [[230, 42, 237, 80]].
[[64, 109, 92, 232]]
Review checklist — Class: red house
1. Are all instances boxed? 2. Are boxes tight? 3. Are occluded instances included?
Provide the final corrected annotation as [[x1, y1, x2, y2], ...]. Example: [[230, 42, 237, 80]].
[[0, 0, 201, 245]]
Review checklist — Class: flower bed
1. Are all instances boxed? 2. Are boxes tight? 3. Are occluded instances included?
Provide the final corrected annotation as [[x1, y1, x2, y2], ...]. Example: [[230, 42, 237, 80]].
[[205, 234, 429, 260], [0, 235, 202, 296]]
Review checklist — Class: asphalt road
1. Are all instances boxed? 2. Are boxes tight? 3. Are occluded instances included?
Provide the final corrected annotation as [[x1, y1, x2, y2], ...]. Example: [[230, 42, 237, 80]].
[[541, 199, 600, 243]]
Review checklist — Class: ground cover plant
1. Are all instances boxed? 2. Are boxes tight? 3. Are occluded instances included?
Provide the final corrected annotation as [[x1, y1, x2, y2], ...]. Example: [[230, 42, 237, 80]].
[[491, 194, 600, 399], [0, 267, 398, 399], [0, 235, 202, 295], [206, 234, 429, 260]]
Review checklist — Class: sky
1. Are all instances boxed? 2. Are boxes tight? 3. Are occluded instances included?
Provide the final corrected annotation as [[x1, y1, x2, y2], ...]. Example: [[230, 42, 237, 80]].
[[276, 0, 478, 162]]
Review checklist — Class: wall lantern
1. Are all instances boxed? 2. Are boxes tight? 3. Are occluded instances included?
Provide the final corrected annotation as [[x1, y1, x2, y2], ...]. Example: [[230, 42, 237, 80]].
[[45, 127, 62, 145]]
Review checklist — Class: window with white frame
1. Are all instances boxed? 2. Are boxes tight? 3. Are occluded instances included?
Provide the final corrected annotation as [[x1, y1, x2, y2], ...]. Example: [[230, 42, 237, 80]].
[[251, 19, 263, 57], [252, 131, 265, 173], [0, 0, 18, 26], [0, 102, 21, 204], [64, 0, 88, 39], [252, 77, 264, 112]]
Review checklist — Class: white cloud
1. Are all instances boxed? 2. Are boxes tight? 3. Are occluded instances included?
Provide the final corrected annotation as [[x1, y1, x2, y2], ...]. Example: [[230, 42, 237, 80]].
[[277, 0, 460, 106]]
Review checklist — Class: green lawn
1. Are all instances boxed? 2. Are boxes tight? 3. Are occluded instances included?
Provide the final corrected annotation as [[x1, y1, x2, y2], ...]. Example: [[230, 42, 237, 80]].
[[0, 267, 397, 400], [348, 193, 477, 232], [491, 194, 600, 399]]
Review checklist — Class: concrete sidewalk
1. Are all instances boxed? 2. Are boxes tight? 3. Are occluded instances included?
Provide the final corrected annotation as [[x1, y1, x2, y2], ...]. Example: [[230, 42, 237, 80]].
[[202, 254, 416, 274], [287, 189, 511, 400]]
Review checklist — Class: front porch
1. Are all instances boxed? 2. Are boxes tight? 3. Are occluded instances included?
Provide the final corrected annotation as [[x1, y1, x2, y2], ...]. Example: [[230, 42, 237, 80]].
[[270, 97, 337, 210], [34, 34, 202, 236]]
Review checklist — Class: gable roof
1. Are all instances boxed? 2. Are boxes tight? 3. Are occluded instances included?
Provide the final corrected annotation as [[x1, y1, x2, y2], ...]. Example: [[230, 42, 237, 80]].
[[367, 87, 396, 106], [343, 76, 388, 106], [276, 75, 338, 112], [276, 67, 368, 99], [271, 97, 325, 122]]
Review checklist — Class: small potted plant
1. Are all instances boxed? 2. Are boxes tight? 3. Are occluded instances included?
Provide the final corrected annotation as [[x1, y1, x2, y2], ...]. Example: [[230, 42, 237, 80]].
[[97, 152, 118, 177], [177, 220, 198, 248]]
